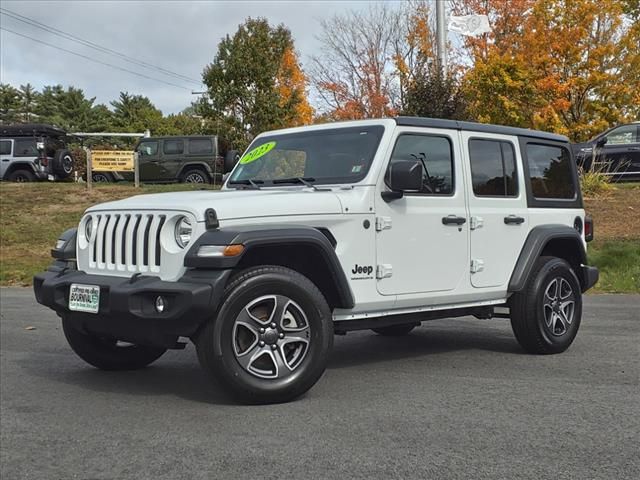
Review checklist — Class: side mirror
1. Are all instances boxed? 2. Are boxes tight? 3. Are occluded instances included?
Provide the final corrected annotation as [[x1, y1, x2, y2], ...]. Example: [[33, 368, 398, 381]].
[[596, 137, 607, 148], [382, 160, 423, 202], [224, 150, 240, 173]]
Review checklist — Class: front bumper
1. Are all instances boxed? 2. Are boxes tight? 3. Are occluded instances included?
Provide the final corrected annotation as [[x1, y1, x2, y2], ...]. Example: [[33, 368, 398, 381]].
[[34, 264, 232, 347]]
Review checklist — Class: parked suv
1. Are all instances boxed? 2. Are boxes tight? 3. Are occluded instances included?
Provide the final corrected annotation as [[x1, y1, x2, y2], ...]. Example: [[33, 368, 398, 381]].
[[0, 124, 74, 182], [91, 135, 230, 184], [573, 122, 640, 180], [34, 117, 599, 404]]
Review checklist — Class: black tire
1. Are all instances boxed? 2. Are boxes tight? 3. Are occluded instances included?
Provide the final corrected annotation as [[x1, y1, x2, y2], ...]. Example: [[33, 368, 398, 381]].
[[92, 172, 113, 183], [62, 317, 166, 370], [7, 169, 36, 182], [181, 168, 209, 184], [372, 323, 418, 336], [196, 265, 333, 404], [53, 149, 74, 178], [509, 256, 582, 354]]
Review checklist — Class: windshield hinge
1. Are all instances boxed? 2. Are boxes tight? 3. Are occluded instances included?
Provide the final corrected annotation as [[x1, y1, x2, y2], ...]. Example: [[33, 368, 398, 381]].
[[375, 216, 392, 232]]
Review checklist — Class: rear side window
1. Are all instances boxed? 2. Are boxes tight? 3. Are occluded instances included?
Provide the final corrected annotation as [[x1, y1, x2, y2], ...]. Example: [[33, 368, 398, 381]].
[[14, 138, 37, 157], [163, 139, 184, 155], [387, 134, 454, 195], [0, 140, 10, 155], [469, 139, 517, 197], [188, 138, 213, 155], [525, 144, 575, 199]]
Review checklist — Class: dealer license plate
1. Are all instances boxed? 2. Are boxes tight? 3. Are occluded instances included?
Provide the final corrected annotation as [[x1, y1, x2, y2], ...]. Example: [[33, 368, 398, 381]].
[[69, 284, 100, 314]]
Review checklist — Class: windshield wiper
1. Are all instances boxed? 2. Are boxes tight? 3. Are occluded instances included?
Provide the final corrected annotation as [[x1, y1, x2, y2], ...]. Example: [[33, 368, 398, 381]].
[[272, 177, 327, 191], [227, 179, 263, 189]]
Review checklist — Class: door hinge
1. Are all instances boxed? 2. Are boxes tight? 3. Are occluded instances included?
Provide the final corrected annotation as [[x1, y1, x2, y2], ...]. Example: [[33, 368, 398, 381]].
[[470, 259, 485, 273], [376, 264, 393, 279], [470, 216, 484, 230], [375, 216, 392, 231]]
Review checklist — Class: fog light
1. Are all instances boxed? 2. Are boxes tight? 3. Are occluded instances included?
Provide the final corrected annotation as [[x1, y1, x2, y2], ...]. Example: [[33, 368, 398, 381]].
[[155, 296, 167, 313]]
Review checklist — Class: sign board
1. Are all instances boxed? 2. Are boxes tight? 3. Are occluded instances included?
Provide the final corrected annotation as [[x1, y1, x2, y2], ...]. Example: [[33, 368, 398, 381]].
[[448, 15, 492, 36], [92, 150, 135, 172]]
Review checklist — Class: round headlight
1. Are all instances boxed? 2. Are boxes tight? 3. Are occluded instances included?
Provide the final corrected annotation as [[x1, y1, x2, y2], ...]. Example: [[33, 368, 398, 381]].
[[174, 216, 192, 248], [84, 217, 93, 240]]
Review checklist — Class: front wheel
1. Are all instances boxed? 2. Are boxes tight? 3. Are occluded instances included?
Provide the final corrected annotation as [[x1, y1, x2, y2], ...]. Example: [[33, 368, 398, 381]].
[[62, 317, 166, 370], [509, 256, 582, 354], [196, 266, 333, 404]]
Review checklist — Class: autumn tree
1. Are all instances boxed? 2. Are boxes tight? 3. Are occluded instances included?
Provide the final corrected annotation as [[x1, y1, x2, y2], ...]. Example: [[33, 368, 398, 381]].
[[311, 4, 405, 120], [459, 0, 639, 140], [202, 18, 312, 150]]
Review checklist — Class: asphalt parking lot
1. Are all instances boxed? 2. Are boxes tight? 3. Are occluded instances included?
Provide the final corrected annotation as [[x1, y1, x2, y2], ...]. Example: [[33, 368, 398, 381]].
[[1, 288, 638, 479]]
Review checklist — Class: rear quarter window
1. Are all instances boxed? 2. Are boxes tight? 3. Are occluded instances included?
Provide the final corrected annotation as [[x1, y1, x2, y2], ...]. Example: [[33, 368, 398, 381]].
[[188, 138, 213, 155], [525, 143, 575, 199]]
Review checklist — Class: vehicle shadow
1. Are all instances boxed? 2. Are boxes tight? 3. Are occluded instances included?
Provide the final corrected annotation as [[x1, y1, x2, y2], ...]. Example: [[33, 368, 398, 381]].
[[19, 322, 523, 405], [328, 322, 524, 370]]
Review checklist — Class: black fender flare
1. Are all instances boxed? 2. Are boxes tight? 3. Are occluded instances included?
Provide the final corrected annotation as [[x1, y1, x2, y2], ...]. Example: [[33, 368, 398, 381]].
[[508, 225, 586, 292], [184, 225, 354, 308], [4, 161, 39, 178], [176, 162, 213, 179]]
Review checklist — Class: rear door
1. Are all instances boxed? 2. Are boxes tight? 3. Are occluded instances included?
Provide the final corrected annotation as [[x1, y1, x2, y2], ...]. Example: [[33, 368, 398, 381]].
[[0, 139, 12, 178], [160, 138, 185, 180], [461, 132, 529, 288]]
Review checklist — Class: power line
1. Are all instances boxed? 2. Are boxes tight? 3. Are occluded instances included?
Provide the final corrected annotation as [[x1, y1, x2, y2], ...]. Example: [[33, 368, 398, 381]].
[[0, 27, 192, 91], [0, 7, 202, 86]]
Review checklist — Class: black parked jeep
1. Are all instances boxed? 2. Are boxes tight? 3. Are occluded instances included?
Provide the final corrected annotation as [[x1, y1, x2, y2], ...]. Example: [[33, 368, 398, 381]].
[[0, 124, 74, 182], [92, 135, 238, 184]]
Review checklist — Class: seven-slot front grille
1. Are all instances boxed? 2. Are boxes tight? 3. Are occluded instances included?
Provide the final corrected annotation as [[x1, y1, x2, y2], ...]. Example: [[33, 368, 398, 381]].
[[89, 213, 166, 273]]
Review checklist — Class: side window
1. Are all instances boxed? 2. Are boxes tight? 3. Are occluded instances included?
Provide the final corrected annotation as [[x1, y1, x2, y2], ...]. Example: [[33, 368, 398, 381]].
[[605, 125, 637, 145], [387, 134, 454, 195], [469, 139, 517, 197], [163, 139, 184, 155], [188, 138, 213, 155], [0, 140, 11, 155], [525, 143, 575, 199], [14, 139, 37, 157], [138, 141, 158, 156]]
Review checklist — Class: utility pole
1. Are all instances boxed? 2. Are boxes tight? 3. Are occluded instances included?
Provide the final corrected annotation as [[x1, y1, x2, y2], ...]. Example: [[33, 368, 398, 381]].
[[436, 0, 447, 75]]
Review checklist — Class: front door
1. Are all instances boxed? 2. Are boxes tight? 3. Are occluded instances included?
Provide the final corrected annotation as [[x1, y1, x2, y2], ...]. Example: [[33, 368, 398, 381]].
[[600, 124, 640, 177], [461, 132, 529, 288], [375, 128, 469, 296], [137, 139, 162, 181]]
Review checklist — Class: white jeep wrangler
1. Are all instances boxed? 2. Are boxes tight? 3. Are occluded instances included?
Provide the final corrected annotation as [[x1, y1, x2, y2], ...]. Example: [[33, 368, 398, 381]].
[[34, 117, 599, 403]]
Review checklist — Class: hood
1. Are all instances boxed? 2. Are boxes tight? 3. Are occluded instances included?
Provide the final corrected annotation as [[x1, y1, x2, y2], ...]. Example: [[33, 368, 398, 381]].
[[85, 188, 344, 222]]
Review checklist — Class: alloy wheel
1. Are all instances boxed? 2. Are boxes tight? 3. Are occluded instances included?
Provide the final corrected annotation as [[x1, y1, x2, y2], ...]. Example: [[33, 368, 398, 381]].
[[543, 277, 575, 336], [232, 295, 311, 379]]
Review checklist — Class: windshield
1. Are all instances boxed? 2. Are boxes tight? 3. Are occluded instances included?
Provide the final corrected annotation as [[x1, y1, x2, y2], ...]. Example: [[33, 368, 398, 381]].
[[228, 125, 385, 186]]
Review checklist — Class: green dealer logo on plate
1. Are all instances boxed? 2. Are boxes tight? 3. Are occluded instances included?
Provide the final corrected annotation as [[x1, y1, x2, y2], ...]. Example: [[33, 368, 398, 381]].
[[240, 141, 276, 164]]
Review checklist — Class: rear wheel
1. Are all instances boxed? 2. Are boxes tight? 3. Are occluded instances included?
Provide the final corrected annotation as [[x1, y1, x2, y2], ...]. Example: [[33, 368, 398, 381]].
[[196, 266, 333, 404], [8, 169, 36, 182], [372, 323, 418, 336], [181, 169, 209, 184], [62, 317, 166, 370], [509, 256, 582, 354]]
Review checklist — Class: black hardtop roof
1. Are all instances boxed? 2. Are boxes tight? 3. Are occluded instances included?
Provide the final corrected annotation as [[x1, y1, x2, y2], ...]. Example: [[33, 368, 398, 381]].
[[395, 116, 568, 143], [138, 135, 217, 141], [0, 123, 67, 138]]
